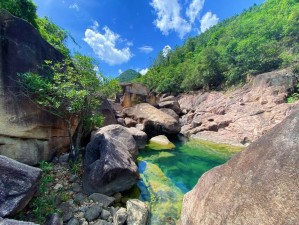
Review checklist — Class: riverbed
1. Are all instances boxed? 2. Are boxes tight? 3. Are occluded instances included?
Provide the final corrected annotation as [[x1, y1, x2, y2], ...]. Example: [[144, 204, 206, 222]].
[[137, 139, 242, 224]]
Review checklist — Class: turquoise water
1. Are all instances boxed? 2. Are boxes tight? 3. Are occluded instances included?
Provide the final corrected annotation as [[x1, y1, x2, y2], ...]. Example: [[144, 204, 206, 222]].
[[138, 139, 241, 224]]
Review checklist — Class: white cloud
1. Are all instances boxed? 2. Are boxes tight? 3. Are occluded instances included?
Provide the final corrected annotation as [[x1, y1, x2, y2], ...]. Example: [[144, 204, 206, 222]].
[[139, 68, 149, 75], [69, 3, 79, 11], [139, 46, 154, 54], [200, 12, 219, 33], [186, 0, 205, 23], [84, 21, 133, 66], [118, 69, 123, 74], [150, 0, 191, 38], [162, 45, 172, 57]]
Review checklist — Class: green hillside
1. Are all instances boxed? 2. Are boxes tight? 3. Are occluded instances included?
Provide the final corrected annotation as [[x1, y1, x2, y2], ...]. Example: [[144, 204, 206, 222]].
[[138, 0, 299, 93], [117, 69, 141, 83]]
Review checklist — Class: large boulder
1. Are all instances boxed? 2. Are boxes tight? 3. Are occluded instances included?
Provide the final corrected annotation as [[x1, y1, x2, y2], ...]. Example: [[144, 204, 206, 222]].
[[0, 155, 42, 217], [123, 103, 181, 137], [181, 107, 299, 225], [0, 10, 73, 165], [83, 125, 139, 195], [158, 95, 181, 115], [98, 98, 117, 126]]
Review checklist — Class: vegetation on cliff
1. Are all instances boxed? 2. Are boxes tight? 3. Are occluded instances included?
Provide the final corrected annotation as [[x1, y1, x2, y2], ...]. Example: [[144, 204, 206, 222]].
[[138, 0, 299, 93], [0, 0, 71, 56], [19, 54, 104, 160]]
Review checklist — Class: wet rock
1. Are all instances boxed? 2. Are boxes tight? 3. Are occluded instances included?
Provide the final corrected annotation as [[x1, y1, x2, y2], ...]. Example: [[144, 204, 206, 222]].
[[126, 199, 148, 225], [89, 193, 115, 207], [113, 208, 127, 225], [44, 213, 63, 225], [148, 135, 175, 150], [0, 155, 41, 217], [84, 204, 102, 222]]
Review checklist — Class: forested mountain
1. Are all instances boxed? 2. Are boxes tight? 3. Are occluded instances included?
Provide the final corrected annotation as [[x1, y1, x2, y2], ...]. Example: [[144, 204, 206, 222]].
[[138, 0, 299, 94], [117, 69, 141, 82]]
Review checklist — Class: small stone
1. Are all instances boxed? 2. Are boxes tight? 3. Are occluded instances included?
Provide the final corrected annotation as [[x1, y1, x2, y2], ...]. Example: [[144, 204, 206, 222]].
[[113, 193, 122, 203], [113, 208, 127, 225], [54, 183, 63, 190], [93, 219, 109, 225], [101, 209, 111, 220], [74, 193, 86, 203], [109, 207, 120, 217], [59, 153, 69, 163], [84, 204, 102, 222], [70, 175, 79, 182], [72, 183, 82, 193], [126, 199, 148, 225], [58, 202, 75, 222], [66, 217, 79, 225], [89, 193, 115, 207], [44, 213, 63, 225]]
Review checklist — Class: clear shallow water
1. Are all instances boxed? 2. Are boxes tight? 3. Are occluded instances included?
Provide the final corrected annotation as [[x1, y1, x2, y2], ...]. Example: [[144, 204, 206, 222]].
[[137, 139, 242, 224]]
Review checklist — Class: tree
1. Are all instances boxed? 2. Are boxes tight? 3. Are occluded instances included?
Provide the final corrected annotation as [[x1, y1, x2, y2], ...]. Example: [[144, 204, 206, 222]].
[[19, 54, 103, 161], [36, 17, 70, 57]]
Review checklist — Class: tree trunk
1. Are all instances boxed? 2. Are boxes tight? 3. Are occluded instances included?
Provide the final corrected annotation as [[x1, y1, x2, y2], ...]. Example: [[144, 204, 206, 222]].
[[66, 120, 76, 162]]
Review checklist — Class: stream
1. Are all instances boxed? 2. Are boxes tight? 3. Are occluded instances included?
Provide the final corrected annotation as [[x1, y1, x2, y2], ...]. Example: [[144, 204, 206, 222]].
[[137, 138, 242, 225]]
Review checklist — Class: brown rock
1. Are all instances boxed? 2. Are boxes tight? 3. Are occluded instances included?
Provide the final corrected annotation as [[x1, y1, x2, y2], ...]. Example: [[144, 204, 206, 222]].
[[159, 108, 179, 121], [0, 10, 73, 165], [179, 69, 299, 146], [181, 107, 299, 225], [123, 103, 181, 136]]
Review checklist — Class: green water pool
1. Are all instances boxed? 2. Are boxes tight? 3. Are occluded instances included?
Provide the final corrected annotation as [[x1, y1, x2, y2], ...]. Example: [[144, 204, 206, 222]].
[[137, 138, 242, 224]]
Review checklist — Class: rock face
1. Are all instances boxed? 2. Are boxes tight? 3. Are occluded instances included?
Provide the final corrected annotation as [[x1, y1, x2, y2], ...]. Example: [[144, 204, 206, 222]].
[[0, 155, 42, 217], [0, 10, 72, 165], [181, 107, 299, 225], [179, 69, 299, 145], [119, 83, 157, 108], [123, 103, 181, 136], [158, 95, 181, 115], [98, 98, 117, 126], [83, 125, 139, 195]]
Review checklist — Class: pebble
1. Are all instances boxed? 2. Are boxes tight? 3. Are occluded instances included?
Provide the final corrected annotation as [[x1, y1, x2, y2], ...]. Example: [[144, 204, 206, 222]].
[[54, 183, 63, 190], [84, 204, 102, 222], [66, 217, 79, 225], [100, 209, 111, 220]]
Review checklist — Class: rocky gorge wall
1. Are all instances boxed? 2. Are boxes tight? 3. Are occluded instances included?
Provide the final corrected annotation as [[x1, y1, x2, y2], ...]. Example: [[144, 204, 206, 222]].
[[0, 10, 71, 165], [179, 69, 299, 146]]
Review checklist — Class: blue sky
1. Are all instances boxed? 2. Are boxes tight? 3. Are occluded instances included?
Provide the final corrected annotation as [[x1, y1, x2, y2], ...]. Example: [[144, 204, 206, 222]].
[[32, 0, 265, 78]]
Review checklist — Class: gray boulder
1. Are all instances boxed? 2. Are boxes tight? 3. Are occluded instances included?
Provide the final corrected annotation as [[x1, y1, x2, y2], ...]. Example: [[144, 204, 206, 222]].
[[83, 126, 139, 196], [0, 156, 41, 217], [126, 199, 148, 225], [84, 204, 102, 222], [127, 127, 148, 149]]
